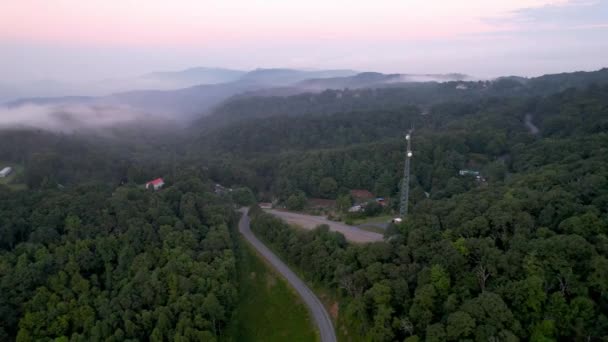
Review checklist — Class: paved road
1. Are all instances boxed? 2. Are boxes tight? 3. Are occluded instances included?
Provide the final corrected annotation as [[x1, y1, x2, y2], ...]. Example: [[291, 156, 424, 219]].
[[239, 209, 337, 342], [265, 209, 383, 243]]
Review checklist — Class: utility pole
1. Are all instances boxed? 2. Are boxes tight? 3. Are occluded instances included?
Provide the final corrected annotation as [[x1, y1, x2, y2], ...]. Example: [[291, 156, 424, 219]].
[[399, 129, 413, 219]]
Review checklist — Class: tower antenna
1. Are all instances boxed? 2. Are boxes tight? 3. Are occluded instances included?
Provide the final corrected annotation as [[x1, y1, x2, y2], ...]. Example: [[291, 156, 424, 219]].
[[399, 128, 413, 219]]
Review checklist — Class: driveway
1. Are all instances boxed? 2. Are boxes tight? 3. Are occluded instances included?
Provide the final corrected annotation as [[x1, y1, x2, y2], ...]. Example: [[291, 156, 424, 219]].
[[264, 209, 383, 243]]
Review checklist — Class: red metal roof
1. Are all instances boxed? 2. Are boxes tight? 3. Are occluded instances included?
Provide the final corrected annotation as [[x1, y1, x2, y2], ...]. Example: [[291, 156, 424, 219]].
[[146, 178, 164, 186]]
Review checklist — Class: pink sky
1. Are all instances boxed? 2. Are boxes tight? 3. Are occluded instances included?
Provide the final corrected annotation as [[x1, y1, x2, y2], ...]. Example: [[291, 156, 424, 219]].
[[1, 0, 571, 45], [0, 0, 606, 82]]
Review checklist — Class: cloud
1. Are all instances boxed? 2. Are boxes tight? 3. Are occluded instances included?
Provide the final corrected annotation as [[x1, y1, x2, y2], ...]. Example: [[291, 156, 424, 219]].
[[0, 103, 147, 133], [491, 0, 607, 31]]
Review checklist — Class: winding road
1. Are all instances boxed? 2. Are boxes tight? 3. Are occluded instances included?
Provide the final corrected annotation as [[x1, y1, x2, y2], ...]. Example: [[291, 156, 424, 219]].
[[239, 209, 337, 342], [264, 209, 383, 243]]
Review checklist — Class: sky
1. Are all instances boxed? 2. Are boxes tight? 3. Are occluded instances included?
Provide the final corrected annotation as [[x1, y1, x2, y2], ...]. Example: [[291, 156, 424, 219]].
[[1, 0, 607, 82]]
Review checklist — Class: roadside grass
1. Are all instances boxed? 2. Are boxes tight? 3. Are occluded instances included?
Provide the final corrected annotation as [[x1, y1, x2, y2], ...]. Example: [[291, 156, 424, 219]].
[[224, 238, 318, 342], [253, 229, 354, 342], [349, 214, 393, 225]]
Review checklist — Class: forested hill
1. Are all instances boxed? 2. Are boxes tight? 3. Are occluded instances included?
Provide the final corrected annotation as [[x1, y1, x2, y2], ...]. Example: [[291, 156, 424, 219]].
[[230, 82, 608, 340], [0, 66, 607, 341], [0, 174, 241, 340], [195, 68, 608, 131], [192, 83, 608, 201]]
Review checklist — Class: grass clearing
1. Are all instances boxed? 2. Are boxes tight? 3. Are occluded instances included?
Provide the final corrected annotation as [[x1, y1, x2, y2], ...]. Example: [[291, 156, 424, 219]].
[[223, 238, 318, 342]]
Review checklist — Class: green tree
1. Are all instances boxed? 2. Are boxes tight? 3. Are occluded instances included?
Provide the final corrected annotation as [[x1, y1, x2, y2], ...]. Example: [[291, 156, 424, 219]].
[[319, 177, 338, 198], [336, 194, 353, 213], [446, 311, 475, 341], [286, 192, 307, 211]]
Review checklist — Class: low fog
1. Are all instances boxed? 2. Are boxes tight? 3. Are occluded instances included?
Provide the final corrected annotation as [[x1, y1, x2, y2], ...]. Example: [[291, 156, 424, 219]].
[[0, 103, 153, 133]]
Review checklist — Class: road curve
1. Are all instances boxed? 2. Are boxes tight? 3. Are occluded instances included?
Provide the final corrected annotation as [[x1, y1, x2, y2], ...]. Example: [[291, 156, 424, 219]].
[[239, 208, 337, 342], [265, 208, 383, 243]]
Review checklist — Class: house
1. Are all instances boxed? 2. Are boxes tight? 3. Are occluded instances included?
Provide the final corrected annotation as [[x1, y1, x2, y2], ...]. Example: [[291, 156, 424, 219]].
[[214, 183, 232, 195], [456, 83, 468, 90], [350, 189, 375, 202], [459, 170, 480, 177], [459, 170, 486, 182], [0, 167, 12, 178], [145, 178, 165, 190], [259, 202, 272, 209]]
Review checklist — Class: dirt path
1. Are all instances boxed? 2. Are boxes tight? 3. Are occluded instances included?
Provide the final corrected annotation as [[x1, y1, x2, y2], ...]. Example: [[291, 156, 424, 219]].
[[264, 209, 383, 243]]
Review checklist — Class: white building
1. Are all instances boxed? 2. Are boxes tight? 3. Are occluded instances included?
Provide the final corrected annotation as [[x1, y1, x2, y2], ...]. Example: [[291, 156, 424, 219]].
[[0, 167, 12, 178]]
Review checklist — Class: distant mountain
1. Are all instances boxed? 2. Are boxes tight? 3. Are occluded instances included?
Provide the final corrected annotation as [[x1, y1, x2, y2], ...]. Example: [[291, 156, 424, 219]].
[[103, 81, 264, 119], [240, 68, 358, 85], [139, 67, 246, 87], [3, 68, 361, 120], [8, 68, 606, 128], [82, 68, 360, 118], [0, 80, 88, 103], [0, 67, 247, 104], [195, 68, 608, 131], [236, 72, 471, 98], [295, 72, 471, 90], [5, 96, 95, 108]]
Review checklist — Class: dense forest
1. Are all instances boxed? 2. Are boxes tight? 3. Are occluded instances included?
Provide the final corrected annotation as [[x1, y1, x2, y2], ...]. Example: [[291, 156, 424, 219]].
[[248, 130, 608, 340], [211, 77, 608, 340], [195, 68, 608, 131], [0, 174, 240, 341], [0, 127, 183, 189], [198, 84, 608, 204], [1, 68, 608, 341]]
